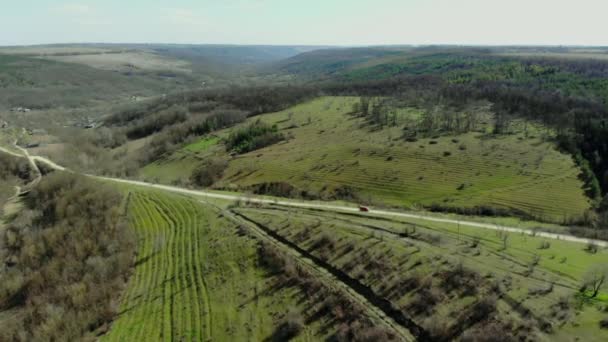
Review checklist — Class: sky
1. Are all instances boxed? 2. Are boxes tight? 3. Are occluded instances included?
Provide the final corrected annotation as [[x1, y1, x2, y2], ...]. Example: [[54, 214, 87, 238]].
[[2, 0, 608, 46]]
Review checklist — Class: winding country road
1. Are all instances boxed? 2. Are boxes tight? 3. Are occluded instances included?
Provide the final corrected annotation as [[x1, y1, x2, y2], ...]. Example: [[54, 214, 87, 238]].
[[2, 143, 607, 248]]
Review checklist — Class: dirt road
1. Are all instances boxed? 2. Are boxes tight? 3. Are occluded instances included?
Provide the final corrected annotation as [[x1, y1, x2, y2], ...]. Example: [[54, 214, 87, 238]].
[[2, 145, 607, 248], [100, 177, 608, 248]]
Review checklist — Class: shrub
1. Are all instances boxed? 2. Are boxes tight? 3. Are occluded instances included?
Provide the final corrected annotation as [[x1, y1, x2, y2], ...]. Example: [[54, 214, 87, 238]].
[[461, 321, 516, 342], [585, 241, 599, 254], [190, 158, 228, 187], [600, 318, 608, 329], [538, 241, 551, 250], [440, 263, 479, 296], [467, 237, 479, 249], [271, 311, 304, 340], [0, 153, 31, 181], [329, 185, 359, 201]]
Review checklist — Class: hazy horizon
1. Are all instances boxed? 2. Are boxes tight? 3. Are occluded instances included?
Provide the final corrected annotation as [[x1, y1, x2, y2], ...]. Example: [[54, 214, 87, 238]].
[[3, 42, 608, 49], [3, 0, 608, 47]]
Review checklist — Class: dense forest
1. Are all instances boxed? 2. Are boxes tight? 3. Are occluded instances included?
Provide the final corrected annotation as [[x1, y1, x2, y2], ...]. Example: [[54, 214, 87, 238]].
[[0, 173, 134, 341], [0, 153, 31, 183]]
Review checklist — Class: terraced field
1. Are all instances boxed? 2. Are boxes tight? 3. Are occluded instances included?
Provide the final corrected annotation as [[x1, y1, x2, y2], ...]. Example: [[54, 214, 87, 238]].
[[233, 204, 608, 341], [104, 190, 326, 341], [144, 96, 589, 222]]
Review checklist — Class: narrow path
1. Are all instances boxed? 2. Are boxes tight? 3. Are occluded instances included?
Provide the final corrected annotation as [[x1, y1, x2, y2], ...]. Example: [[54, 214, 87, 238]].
[[8, 186, 20, 200], [0, 141, 42, 192]]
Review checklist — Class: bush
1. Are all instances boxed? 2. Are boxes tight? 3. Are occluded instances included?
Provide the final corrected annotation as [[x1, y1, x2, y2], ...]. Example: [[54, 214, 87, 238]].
[[461, 321, 516, 342], [190, 158, 228, 187], [0, 153, 31, 181], [538, 241, 551, 250], [585, 241, 599, 254], [271, 311, 304, 341], [249, 182, 300, 198], [568, 226, 608, 242], [440, 263, 479, 296]]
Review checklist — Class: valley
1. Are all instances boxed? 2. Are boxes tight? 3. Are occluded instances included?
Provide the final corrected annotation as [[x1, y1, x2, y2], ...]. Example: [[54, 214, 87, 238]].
[[2, 42, 608, 341]]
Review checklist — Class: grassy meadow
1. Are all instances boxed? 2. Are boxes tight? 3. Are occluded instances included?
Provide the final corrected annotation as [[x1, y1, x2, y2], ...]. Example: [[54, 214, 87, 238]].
[[142, 96, 589, 223]]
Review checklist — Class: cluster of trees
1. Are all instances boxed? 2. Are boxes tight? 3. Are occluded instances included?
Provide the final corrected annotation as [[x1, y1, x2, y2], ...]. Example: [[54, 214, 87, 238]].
[[226, 120, 284, 154], [0, 173, 135, 341], [107, 85, 320, 129], [100, 85, 321, 167], [323, 70, 608, 228], [352, 97, 398, 128], [190, 158, 228, 187], [124, 105, 188, 140], [0, 153, 30, 182], [139, 109, 248, 164], [257, 242, 397, 341]]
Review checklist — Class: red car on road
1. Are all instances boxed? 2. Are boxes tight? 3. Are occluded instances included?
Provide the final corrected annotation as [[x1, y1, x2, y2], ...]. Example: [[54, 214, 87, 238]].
[[359, 206, 370, 212]]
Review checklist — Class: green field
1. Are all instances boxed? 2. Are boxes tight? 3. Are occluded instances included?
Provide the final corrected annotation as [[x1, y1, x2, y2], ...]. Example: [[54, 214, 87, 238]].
[[101, 189, 409, 341], [103, 190, 316, 341], [143, 96, 589, 223], [233, 203, 608, 340], [183, 136, 220, 153]]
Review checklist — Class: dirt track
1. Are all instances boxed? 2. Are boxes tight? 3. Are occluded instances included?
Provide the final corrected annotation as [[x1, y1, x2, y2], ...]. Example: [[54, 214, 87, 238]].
[[2, 145, 607, 248]]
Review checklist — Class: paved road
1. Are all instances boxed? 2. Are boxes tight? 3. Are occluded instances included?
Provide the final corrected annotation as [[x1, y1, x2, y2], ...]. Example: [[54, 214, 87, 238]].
[[2, 145, 607, 248]]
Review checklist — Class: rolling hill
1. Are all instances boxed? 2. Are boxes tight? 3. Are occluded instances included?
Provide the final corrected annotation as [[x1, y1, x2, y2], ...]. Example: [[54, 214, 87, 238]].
[[141, 96, 590, 223]]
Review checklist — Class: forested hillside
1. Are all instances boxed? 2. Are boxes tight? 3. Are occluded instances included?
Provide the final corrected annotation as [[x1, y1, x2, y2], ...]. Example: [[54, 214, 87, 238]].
[[0, 173, 135, 341]]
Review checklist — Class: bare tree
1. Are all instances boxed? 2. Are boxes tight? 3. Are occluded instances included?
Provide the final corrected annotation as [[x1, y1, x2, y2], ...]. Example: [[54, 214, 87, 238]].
[[581, 265, 608, 298]]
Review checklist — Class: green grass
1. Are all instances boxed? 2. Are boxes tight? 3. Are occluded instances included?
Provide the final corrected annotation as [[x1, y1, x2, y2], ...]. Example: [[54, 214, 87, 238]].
[[142, 96, 590, 222], [183, 136, 219, 153], [141, 157, 200, 184], [235, 204, 608, 340], [104, 189, 325, 341]]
